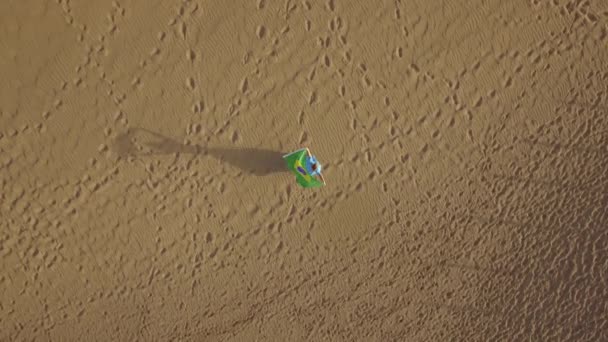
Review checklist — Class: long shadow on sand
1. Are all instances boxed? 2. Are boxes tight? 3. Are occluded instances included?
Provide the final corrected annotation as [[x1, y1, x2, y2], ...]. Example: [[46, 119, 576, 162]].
[[113, 128, 287, 176]]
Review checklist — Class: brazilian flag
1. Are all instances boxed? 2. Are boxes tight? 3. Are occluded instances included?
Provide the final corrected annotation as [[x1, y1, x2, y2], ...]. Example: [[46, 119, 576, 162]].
[[283, 148, 325, 188]]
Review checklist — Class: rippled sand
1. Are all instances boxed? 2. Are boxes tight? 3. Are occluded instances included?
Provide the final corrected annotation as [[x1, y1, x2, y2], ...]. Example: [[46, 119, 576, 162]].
[[1, 1, 607, 340]]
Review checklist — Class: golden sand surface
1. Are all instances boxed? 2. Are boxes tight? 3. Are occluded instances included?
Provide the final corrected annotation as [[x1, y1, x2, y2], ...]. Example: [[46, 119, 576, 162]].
[[1, 0, 607, 340]]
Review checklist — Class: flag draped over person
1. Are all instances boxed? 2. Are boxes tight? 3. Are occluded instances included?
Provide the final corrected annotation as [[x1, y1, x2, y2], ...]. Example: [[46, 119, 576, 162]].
[[283, 148, 325, 188]]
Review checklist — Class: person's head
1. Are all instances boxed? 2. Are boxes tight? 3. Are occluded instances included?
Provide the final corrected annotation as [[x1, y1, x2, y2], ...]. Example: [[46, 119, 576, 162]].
[[306, 156, 322, 176]]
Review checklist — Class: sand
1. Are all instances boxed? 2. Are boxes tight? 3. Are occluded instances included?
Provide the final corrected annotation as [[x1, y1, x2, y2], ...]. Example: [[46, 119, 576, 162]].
[[1, 0, 607, 341]]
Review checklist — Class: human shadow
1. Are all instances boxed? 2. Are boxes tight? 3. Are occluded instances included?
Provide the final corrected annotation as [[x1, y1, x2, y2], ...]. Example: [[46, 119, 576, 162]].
[[205, 147, 287, 176], [113, 128, 287, 176]]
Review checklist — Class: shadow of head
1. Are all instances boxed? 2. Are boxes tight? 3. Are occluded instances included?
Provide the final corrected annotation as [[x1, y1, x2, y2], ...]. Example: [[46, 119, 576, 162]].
[[114, 128, 199, 157], [113, 128, 286, 176]]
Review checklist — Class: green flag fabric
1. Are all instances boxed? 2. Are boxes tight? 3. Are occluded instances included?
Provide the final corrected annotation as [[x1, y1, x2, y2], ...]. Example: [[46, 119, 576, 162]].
[[283, 148, 325, 188]]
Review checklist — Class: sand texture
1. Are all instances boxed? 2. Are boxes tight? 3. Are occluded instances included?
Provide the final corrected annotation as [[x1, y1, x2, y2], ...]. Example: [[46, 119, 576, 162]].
[[1, 0, 608, 341]]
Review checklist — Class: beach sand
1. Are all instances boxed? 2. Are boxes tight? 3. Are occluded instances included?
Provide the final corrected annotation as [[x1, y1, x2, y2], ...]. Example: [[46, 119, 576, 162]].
[[1, 0, 607, 340]]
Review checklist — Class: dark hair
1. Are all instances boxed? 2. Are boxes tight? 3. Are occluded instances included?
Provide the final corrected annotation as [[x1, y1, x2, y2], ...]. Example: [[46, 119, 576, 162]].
[[312, 163, 317, 170]]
